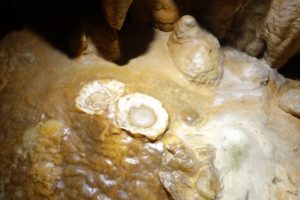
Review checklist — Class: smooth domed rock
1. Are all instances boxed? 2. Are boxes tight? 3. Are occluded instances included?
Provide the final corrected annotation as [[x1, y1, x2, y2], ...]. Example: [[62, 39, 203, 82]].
[[168, 15, 223, 86], [279, 89, 300, 118], [112, 93, 169, 140]]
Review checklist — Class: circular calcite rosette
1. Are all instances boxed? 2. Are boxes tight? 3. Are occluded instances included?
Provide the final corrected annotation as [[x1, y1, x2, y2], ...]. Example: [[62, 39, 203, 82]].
[[75, 80, 125, 115], [113, 93, 169, 140]]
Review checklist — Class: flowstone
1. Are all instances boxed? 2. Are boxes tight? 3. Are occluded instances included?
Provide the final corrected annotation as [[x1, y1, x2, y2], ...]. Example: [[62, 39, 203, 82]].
[[0, 16, 299, 200]]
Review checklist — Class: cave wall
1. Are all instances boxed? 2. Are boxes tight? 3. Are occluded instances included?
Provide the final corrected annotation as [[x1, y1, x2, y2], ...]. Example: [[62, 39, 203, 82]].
[[0, 0, 299, 70]]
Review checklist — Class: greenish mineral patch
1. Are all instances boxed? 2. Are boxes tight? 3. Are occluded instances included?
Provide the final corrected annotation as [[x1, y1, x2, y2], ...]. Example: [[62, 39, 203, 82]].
[[229, 144, 245, 171]]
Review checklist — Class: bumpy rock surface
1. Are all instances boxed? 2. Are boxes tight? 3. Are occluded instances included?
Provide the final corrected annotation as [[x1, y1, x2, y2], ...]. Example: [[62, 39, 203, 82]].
[[145, 0, 300, 68], [263, 0, 300, 68], [168, 15, 223, 86], [4, 0, 299, 68], [159, 136, 220, 200], [2, 112, 168, 199], [101, 0, 133, 30], [0, 23, 300, 200], [190, 0, 247, 39], [279, 89, 300, 118], [152, 0, 181, 31]]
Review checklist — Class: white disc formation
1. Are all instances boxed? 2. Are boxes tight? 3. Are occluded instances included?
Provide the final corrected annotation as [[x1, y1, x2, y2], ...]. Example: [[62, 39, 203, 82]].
[[75, 80, 125, 115], [128, 105, 157, 128], [114, 93, 169, 140], [76, 80, 169, 140]]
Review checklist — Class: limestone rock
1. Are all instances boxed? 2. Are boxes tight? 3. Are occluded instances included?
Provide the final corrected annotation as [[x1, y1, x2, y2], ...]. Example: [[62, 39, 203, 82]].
[[263, 0, 300, 68], [159, 136, 220, 200], [168, 15, 223, 86], [153, 0, 181, 31], [101, 0, 133, 30], [0, 28, 299, 200], [112, 93, 169, 140], [279, 89, 300, 118], [75, 80, 125, 115]]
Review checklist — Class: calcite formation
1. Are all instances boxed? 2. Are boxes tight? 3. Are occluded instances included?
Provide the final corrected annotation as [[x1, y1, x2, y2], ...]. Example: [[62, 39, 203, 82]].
[[2, 0, 299, 68], [75, 79, 125, 115], [101, 0, 133, 30], [279, 89, 300, 118], [0, 15, 299, 200], [159, 136, 220, 200], [112, 93, 169, 140], [168, 15, 223, 86], [152, 0, 182, 31]]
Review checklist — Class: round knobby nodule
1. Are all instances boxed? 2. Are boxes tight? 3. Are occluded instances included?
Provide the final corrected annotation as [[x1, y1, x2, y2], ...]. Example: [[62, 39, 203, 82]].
[[75, 80, 125, 115], [113, 93, 169, 140]]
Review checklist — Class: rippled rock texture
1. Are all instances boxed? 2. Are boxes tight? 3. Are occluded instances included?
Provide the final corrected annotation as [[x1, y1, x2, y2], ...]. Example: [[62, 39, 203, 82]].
[[0, 15, 300, 200], [1, 104, 168, 199]]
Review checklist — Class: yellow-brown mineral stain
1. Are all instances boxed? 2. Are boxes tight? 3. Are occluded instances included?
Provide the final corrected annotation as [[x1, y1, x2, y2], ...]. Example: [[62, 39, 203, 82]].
[[26, 120, 64, 199], [11, 115, 169, 199]]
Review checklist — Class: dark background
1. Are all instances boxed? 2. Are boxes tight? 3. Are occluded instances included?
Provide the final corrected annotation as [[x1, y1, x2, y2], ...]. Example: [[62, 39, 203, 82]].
[[0, 0, 299, 79]]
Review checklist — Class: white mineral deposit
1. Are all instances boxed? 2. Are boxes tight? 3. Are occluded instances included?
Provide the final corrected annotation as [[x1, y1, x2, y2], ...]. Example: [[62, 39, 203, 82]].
[[0, 12, 299, 200]]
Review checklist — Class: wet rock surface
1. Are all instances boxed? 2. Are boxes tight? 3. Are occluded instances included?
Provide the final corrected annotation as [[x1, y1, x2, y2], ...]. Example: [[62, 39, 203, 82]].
[[2, 114, 169, 199], [279, 89, 300, 118], [0, 24, 299, 200], [168, 16, 223, 86], [61, 115, 168, 200], [159, 137, 220, 200]]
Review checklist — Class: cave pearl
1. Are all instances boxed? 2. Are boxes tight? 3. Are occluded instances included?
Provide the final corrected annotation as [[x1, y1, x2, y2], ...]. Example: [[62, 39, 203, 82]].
[[129, 106, 157, 128], [113, 93, 169, 140], [75, 79, 125, 115]]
